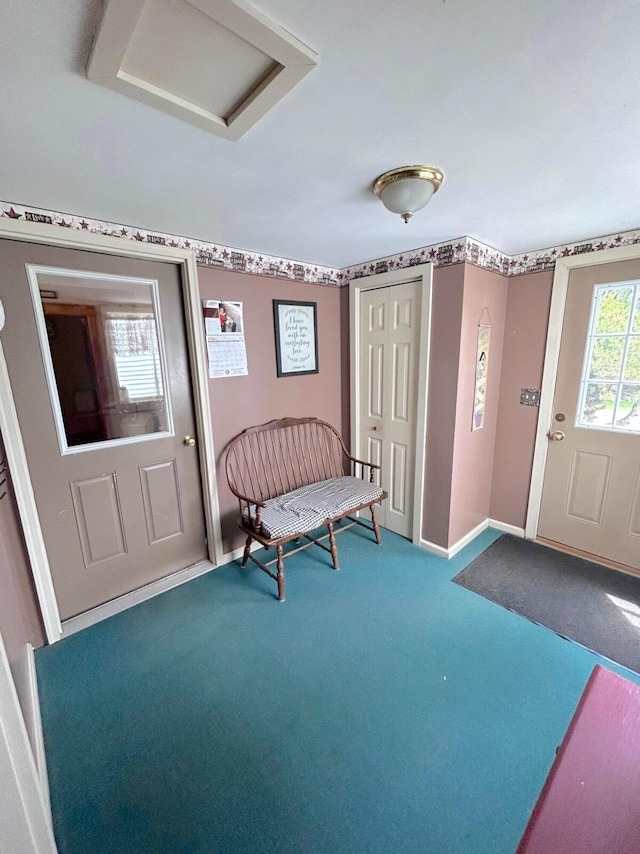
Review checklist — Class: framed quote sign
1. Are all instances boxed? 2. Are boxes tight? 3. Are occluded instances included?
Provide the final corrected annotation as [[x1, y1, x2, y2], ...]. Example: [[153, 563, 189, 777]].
[[273, 299, 319, 377]]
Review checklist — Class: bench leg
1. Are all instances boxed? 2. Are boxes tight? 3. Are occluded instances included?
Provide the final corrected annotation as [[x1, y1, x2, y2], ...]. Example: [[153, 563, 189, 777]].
[[276, 544, 285, 602], [328, 521, 340, 570], [370, 504, 382, 544], [241, 534, 252, 567]]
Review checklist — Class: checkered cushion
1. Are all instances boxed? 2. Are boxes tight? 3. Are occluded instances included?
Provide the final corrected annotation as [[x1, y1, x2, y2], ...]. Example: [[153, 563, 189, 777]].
[[244, 476, 384, 540]]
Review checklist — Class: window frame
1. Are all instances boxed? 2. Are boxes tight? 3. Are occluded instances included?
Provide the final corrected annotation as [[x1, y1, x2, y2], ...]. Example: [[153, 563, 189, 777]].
[[27, 265, 175, 456]]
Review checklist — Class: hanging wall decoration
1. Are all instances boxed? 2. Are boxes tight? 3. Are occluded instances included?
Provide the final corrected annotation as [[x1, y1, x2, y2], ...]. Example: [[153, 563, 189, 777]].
[[473, 309, 492, 430]]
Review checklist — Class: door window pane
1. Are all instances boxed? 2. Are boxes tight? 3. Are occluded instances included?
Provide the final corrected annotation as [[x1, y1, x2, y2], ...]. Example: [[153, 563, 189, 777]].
[[595, 287, 633, 333], [624, 338, 640, 382], [588, 336, 625, 380], [579, 382, 617, 427], [29, 266, 172, 452], [633, 290, 640, 333], [615, 385, 640, 430], [577, 281, 640, 433]]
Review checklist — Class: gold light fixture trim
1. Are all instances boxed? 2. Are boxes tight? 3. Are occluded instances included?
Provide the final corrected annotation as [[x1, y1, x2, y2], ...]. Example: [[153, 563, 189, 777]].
[[373, 165, 444, 223]]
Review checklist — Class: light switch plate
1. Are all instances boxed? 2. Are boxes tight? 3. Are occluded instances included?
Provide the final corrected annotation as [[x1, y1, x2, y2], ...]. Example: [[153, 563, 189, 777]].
[[520, 388, 541, 407]]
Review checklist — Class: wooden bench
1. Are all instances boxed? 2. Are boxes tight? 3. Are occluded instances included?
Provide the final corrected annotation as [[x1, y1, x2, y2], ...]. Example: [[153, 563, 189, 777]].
[[224, 417, 387, 601]]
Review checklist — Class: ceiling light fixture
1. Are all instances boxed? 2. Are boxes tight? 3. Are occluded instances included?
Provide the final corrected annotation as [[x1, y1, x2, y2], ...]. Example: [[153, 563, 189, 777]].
[[373, 165, 444, 223]]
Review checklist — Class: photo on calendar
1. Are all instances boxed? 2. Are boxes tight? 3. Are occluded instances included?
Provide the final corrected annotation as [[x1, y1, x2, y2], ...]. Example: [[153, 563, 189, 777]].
[[219, 301, 243, 333], [203, 299, 248, 378]]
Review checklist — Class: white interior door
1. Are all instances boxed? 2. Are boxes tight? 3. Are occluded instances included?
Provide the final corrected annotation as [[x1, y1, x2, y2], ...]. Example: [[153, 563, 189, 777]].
[[358, 280, 420, 537], [537, 259, 640, 571]]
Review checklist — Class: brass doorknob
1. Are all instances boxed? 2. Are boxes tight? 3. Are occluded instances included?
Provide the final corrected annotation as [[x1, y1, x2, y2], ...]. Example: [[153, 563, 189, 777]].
[[549, 431, 565, 442], [183, 436, 196, 447]]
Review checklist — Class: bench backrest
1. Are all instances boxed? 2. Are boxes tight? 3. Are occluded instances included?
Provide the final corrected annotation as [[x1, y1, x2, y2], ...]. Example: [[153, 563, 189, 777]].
[[225, 417, 347, 504]]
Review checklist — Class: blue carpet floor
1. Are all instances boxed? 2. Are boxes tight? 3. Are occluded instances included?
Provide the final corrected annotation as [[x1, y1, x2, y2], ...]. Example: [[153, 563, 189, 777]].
[[36, 528, 640, 854]]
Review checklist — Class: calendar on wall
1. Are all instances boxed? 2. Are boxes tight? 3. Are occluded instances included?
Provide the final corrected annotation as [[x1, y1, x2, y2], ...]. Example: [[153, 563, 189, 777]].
[[202, 300, 248, 378]]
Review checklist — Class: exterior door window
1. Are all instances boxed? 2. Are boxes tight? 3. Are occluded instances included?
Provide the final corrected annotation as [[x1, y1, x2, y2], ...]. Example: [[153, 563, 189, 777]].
[[577, 281, 640, 433]]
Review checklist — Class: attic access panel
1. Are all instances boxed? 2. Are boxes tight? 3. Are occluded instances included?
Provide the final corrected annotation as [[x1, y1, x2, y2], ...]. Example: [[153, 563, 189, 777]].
[[87, 0, 318, 140]]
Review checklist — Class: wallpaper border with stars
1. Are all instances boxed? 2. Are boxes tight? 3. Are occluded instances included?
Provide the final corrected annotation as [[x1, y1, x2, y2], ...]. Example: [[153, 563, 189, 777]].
[[2, 200, 640, 285]]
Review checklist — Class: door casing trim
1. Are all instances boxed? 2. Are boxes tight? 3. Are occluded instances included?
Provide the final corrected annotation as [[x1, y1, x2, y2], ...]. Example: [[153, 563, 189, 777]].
[[0, 218, 223, 643], [0, 627, 57, 853], [349, 264, 432, 545], [526, 243, 640, 539]]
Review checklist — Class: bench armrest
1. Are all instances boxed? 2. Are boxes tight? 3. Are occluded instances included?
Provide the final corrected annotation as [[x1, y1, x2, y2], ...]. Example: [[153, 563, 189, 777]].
[[344, 452, 381, 482]]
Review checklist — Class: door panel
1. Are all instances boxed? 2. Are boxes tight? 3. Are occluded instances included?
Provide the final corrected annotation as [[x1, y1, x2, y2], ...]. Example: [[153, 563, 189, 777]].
[[392, 342, 410, 421], [538, 259, 640, 570], [139, 460, 184, 543], [368, 343, 384, 419], [367, 435, 383, 490], [390, 442, 407, 514], [565, 450, 610, 524], [0, 239, 207, 619], [359, 281, 420, 537], [70, 473, 128, 567]]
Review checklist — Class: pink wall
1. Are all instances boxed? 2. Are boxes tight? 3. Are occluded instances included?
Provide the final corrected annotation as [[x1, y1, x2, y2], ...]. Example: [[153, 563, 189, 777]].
[[423, 264, 553, 547], [490, 270, 554, 529], [422, 263, 508, 548], [422, 264, 465, 545], [197, 266, 345, 553], [448, 265, 508, 547], [0, 438, 46, 666]]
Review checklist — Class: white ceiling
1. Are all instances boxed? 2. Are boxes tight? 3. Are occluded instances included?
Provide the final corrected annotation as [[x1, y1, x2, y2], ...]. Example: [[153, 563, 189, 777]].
[[1, 0, 640, 269]]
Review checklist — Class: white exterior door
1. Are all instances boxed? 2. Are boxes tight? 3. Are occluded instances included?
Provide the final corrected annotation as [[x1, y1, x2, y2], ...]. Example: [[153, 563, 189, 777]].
[[358, 280, 421, 537], [537, 259, 640, 571]]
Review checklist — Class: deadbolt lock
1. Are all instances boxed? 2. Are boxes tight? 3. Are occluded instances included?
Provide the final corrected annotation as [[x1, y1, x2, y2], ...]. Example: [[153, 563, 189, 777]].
[[555, 412, 566, 422]]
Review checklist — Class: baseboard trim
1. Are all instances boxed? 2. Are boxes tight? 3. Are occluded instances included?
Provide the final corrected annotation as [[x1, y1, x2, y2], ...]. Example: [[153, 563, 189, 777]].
[[419, 538, 450, 558], [62, 559, 216, 638], [447, 519, 490, 558], [488, 519, 525, 537], [25, 645, 50, 821], [418, 517, 527, 559], [420, 519, 490, 559]]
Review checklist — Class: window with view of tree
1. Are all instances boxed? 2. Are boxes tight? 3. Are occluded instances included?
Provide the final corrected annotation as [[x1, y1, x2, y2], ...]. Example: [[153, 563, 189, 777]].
[[577, 282, 640, 432]]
